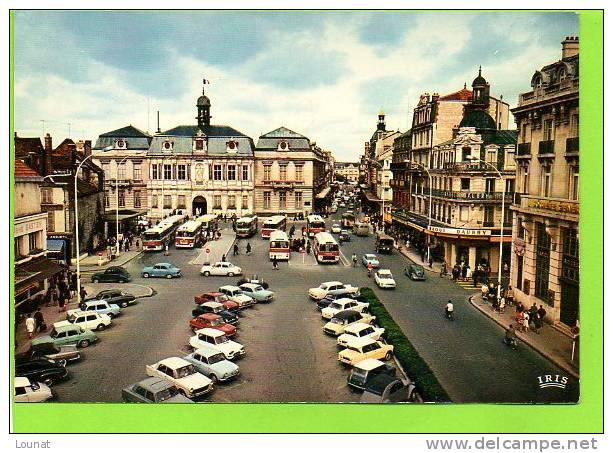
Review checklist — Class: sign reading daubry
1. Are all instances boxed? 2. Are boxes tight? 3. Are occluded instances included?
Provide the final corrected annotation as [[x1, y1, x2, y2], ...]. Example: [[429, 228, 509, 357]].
[[428, 226, 491, 236]]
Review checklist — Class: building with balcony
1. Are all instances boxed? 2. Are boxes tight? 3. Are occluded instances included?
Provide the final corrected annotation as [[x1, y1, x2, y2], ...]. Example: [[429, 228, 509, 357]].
[[254, 127, 326, 216], [509, 37, 579, 329], [334, 162, 360, 182]]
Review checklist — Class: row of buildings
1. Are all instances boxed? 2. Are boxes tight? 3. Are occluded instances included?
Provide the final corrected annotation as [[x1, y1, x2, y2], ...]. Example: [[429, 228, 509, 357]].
[[361, 37, 579, 330]]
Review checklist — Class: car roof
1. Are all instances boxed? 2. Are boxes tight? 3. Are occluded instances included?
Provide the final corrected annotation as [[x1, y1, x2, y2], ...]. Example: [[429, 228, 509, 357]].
[[137, 377, 175, 392], [378, 269, 393, 275], [322, 281, 343, 286], [195, 327, 224, 337], [158, 357, 190, 369], [154, 262, 173, 266], [219, 285, 240, 290], [331, 298, 359, 304], [193, 346, 223, 358], [85, 300, 107, 305], [332, 309, 361, 320], [364, 374, 402, 392], [203, 292, 223, 296], [197, 313, 220, 320], [240, 283, 260, 289], [348, 336, 377, 347], [353, 358, 386, 371], [364, 254, 377, 258], [71, 310, 99, 316], [201, 301, 223, 308], [53, 324, 81, 332], [344, 322, 373, 333], [15, 376, 31, 387]]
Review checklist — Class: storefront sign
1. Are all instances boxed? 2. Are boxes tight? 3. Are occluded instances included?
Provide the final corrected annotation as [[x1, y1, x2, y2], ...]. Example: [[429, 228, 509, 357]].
[[428, 226, 491, 236], [15, 218, 45, 237], [528, 199, 579, 215]]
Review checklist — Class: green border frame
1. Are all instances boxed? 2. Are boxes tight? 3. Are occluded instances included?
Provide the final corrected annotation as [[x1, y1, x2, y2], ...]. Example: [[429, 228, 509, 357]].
[[10, 10, 603, 433]]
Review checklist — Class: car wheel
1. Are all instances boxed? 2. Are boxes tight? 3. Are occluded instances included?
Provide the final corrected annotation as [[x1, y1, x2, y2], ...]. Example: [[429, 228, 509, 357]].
[[120, 302, 128, 308], [209, 374, 219, 383], [385, 352, 392, 360], [79, 339, 90, 348], [97, 324, 106, 331], [143, 273, 150, 278], [43, 377, 54, 386], [228, 272, 234, 277], [203, 271, 210, 277], [166, 274, 172, 279], [107, 313, 114, 319], [92, 278, 99, 284]]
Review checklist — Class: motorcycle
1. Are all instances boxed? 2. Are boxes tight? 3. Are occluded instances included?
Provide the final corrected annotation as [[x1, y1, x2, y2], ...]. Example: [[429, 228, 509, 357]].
[[503, 337, 518, 350], [445, 308, 454, 321]]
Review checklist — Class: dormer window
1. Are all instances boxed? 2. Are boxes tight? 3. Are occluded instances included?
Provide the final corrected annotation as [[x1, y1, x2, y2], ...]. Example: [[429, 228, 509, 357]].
[[115, 139, 127, 149], [226, 140, 239, 152], [194, 137, 207, 151], [162, 140, 173, 151], [278, 140, 289, 151]]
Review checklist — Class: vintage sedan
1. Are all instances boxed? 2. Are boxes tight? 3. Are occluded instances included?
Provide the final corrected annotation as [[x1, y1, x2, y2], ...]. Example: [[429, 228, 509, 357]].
[[405, 264, 426, 281], [14, 377, 54, 403], [361, 254, 380, 268], [339, 230, 351, 242], [189, 314, 236, 337], [91, 266, 131, 284], [32, 325, 98, 349], [321, 298, 369, 320], [15, 343, 80, 367], [323, 310, 376, 337], [194, 292, 240, 312], [192, 301, 238, 326], [15, 359, 69, 386], [239, 283, 274, 303], [347, 358, 396, 391], [85, 289, 136, 308], [360, 375, 416, 403], [338, 338, 394, 366], [308, 281, 360, 300], [122, 377, 193, 403], [237, 274, 270, 289], [374, 269, 397, 289], [200, 262, 242, 277], [331, 224, 342, 234], [189, 328, 245, 361], [218, 286, 256, 309], [54, 310, 112, 332], [74, 300, 121, 319], [145, 357, 213, 399], [337, 323, 385, 348], [183, 346, 240, 383], [142, 263, 182, 279]]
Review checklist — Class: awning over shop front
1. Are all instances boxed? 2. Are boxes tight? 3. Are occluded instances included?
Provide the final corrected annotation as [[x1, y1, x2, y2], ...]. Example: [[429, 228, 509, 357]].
[[363, 191, 381, 203], [15, 256, 63, 296], [102, 209, 148, 222], [47, 239, 65, 253], [315, 187, 331, 199]]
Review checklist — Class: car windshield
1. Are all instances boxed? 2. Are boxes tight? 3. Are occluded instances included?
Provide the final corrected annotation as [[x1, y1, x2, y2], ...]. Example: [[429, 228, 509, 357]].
[[319, 284, 328, 289], [208, 353, 226, 364], [365, 255, 375, 260], [351, 368, 368, 380], [50, 328, 58, 338], [215, 335, 229, 344], [156, 387, 179, 402], [254, 286, 264, 292], [176, 365, 196, 378], [210, 306, 222, 313], [218, 295, 229, 302], [330, 303, 342, 310], [331, 318, 344, 325], [209, 318, 223, 327]]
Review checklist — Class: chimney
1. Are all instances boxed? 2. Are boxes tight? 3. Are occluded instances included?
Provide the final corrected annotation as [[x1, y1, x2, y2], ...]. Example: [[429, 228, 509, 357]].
[[44, 133, 52, 152], [157, 111, 161, 134], [84, 140, 92, 157], [561, 36, 579, 59], [43, 133, 53, 176]]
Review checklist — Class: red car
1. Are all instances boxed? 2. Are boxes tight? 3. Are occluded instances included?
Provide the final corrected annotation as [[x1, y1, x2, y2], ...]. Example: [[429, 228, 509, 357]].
[[189, 313, 237, 337], [194, 292, 240, 312]]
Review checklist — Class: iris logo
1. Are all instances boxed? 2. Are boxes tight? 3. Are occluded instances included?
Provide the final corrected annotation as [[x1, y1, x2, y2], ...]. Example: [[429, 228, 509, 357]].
[[537, 374, 568, 389]]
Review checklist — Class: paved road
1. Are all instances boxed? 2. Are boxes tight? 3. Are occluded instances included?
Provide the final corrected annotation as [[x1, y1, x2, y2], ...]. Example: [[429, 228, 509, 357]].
[[52, 212, 578, 403]]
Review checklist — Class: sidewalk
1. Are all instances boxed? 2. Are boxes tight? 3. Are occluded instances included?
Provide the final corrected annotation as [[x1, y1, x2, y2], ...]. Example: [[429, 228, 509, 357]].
[[398, 246, 443, 273], [190, 227, 236, 265], [78, 249, 144, 273], [468, 292, 579, 378], [15, 282, 154, 355]]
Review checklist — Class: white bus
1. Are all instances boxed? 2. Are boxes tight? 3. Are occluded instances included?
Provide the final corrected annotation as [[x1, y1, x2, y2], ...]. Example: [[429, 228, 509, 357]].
[[306, 214, 326, 238], [143, 214, 187, 251], [196, 214, 218, 233], [269, 230, 290, 261], [175, 220, 203, 248], [236, 216, 258, 238], [261, 215, 287, 239], [313, 232, 340, 264]]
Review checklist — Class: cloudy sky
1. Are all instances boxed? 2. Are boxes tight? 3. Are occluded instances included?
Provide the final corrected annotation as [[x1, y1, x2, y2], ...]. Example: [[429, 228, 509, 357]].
[[13, 11, 578, 161]]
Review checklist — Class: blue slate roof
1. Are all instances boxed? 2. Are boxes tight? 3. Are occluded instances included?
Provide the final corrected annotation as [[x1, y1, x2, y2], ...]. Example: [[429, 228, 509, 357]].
[[162, 125, 250, 138], [147, 134, 254, 157], [93, 125, 152, 150], [256, 126, 311, 150]]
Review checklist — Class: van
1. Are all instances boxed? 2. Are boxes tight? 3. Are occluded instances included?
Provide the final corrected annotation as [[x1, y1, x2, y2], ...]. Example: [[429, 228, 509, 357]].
[[354, 222, 370, 237], [375, 232, 395, 254]]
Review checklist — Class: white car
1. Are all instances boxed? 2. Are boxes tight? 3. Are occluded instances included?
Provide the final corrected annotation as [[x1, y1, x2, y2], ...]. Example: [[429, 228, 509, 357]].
[[308, 281, 360, 300], [200, 262, 242, 277], [14, 377, 54, 403], [321, 298, 369, 320], [375, 269, 397, 289], [218, 285, 256, 308], [146, 357, 213, 399], [189, 328, 246, 361], [337, 322, 386, 348], [54, 310, 112, 332], [323, 310, 376, 336], [331, 224, 342, 234]]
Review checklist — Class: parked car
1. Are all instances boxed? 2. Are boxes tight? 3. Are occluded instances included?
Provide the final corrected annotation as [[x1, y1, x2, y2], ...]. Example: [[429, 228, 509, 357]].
[[200, 262, 242, 277], [146, 357, 214, 399], [338, 338, 394, 366], [323, 310, 376, 336], [54, 310, 112, 332], [236, 274, 269, 290], [32, 325, 98, 348], [122, 377, 193, 403], [361, 254, 380, 268], [142, 262, 182, 279], [339, 230, 351, 242], [347, 358, 396, 391], [190, 314, 237, 337], [85, 289, 136, 308], [183, 346, 240, 383], [91, 266, 131, 283], [405, 264, 426, 281], [322, 298, 369, 320], [338, 323, 385, 348], [239, 283, 274, 303], [194, 292, 240, 312], [74, 300, 121, 319], [218, 285, 256, 309], [14, 377, 54, 403], [15, 359, 69, 386], [189, 328, 245, 361], [360, 375, 416, 403], [375, 269, 397, 289], [192, 301, 239, 326], [331, 224, 342, 234], [308, 281, 360, 300], [15, 343, 80, 367]]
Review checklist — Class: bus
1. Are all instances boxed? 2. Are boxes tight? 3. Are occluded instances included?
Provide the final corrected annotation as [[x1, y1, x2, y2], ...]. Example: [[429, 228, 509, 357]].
[[354, 222, 370, 237], [143, 214, 187, 251], [341, 212, 356, 228], [196, 214, 218, 234], [175, 220, 203, 248], [306, 214, 326, 238], [236, 215, 258, 238], [269, 230, 290, 261], [261, 215, 287, 239], [375, 232, 395, 254], [313, 232, 340, 264]]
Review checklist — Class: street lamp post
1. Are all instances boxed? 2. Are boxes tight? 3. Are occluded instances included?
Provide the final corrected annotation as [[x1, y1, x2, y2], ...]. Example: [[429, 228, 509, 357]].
[[115, 156, 130, 257], [405, 160, 433, 263], [74, 153, 95, 305], [469, 157, 506, 301]]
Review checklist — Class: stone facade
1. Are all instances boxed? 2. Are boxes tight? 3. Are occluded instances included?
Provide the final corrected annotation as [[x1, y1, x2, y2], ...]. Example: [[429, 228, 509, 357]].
[[334, 162, 360, 182], [510, 37, 579, 328]]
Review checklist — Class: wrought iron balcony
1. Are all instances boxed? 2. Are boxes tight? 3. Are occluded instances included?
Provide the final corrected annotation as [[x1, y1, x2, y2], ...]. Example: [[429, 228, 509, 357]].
[[566, 137, 579, 153], [538, 140, 555, 155], [430, 189, 514, 202], [516, 143, 532, 157], [443, 161, 502, 172]]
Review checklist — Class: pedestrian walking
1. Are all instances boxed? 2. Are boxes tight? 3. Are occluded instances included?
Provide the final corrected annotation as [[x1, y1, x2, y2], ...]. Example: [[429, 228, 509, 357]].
[[481, 283, 489, 302], [45, 285, 53, 307], [522, 311, 530, 333], [498, 297, 506, 313], [461, 264, 468, 281], [306, 241, 311, 255], [58, 290, 66, 312], [272, 256, 278, 270], [164, 244, 169, 256], [352, 253, 357, 267], [26, 313, 36, 339], [528, 303, 538, 330], [34, 308, 46, 333], [80, 286, 87, 302], [246, 242, 252, 255], [466, 265, 472, 282], [233, 243, 239, 256], [440, 261, 447, 278], [221, 254, 227, 262], [428, 255, 433, 268]]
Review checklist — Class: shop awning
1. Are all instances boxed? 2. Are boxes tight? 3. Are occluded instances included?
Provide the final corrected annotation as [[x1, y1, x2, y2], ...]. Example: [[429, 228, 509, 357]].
[[315, 187, 331, 199], [102, 209, 148, 222], [15, 256, 63, 295], [47, 239, 65, 252], [364, 191, 382, 203]]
